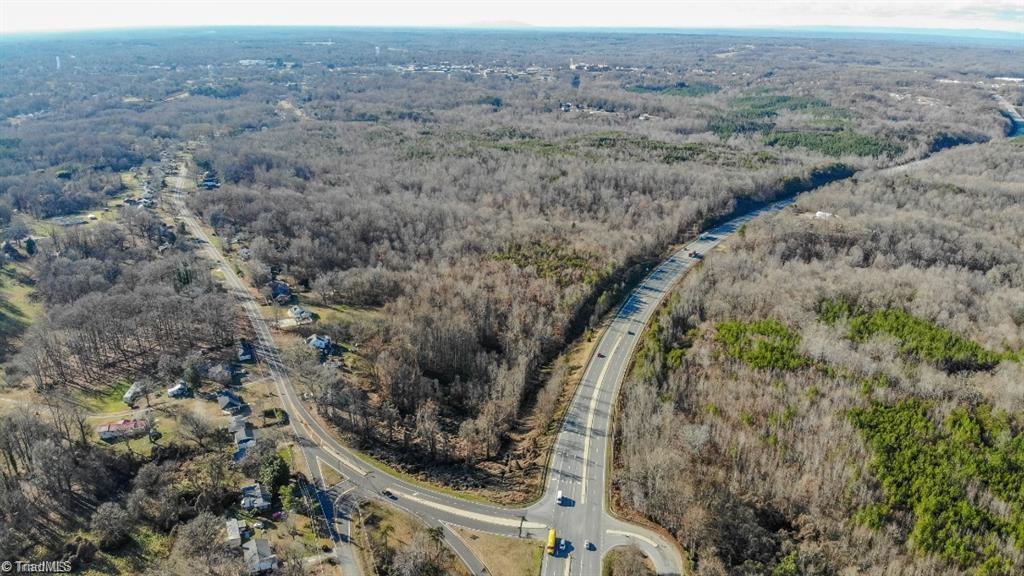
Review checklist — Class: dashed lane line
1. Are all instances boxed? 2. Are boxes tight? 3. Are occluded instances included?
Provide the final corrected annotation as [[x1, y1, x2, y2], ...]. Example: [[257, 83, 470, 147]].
[[579, 334, 624, 505]]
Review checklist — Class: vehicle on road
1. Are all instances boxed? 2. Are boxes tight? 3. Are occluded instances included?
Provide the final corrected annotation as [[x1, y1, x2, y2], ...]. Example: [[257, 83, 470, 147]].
[[597, 352, 606, 358], [546, 528, 557, 555], [381, 489, 396, 500], [585, 540, 594, 551], [688, 250, 703, 259], [556, 490, 563, 505]]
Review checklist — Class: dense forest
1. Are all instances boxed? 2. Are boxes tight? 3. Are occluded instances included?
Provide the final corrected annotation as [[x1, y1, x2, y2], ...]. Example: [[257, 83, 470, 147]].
[[174, 30, 1017, 485], [615, 138, 1024, 575], [0, 26, 1021, 574]]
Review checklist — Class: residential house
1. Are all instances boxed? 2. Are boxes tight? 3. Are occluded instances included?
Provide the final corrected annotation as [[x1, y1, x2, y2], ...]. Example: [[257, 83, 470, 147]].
[[233, 423, 255, 447], [237, 339, 255, 363], [267, 280, 292, 305], [1, 242, 22, 260], [96, 419, 150, 442], [227, 414, 249, 433], [242, 539, 277, 574], [201, 171, 221, 190], [167, 381, 190, 398], [230, 416, 253, 462], [217, 391, 245, 415], [288, 305, 313, 323], [225, 518, 247, 547], [240, 483, 271, 511], [305, 334, 332, 356], [123, 381, 144, 405]]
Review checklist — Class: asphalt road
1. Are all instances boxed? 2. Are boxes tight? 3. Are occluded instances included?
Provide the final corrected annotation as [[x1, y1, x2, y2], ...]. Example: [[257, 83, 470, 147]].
[[994, 93, 1024, 137], [165, 93, 1021, 575], [171, 165, 532, 575], [171, 158, 789, 575], [534, 199, 796, 576]]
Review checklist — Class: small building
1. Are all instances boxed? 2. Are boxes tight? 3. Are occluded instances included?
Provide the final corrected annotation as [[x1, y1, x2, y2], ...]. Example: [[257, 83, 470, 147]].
[[240, 483, 271, 511], [217, 391, 245, 414], [123, 381, 144, 405], [267, 280, 292, 305], [1, 241, 21, 260], [96, 419, 150, 442], [227, 414, 249, 433], [167, 381, 190, 398], [305, 334, 332, 356], [288, 305, 312, 323], [242, 539, 277, 574], [225, 518, 247, 547], [234, 423, 255, 447]]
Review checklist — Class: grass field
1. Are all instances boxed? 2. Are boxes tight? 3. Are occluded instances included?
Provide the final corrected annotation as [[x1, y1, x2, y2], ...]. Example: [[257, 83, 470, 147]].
[[82, 525, 171, 576], [453, 526, 543, 576], [354, 500, 471, 576], [0, 261, 42, 385]]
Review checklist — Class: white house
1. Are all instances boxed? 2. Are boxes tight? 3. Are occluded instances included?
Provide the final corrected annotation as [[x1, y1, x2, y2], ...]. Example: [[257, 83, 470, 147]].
[[288, 305, 313, 323], [305, 334, 332, 355], [225, 518, 246, 547], [242, 539, 277, 574], [123, 381, 144, 405], [167, 381, 189, 398]]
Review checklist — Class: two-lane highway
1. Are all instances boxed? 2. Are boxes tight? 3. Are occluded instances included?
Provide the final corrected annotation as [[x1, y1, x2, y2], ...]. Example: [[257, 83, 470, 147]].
[[534, 199, 795, 576], [167, 93, 1018, 574], [169, 163, 539, 575], [171, 153, 792, 576]]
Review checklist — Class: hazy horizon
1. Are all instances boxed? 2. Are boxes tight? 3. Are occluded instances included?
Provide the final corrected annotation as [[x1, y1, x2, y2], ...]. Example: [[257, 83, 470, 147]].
[[3, 0, 1022, 36]]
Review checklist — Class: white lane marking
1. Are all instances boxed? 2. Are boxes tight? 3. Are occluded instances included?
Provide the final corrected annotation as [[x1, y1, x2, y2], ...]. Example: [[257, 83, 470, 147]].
[[605, 529, 659, 547], [440, 521, 486, 575], [179, 182, 372, 480], [395, 490, 546, 530], [564, 553, 572, 576], [315, 456, 334, 487], [300, 420, 370, 476], [579, 334, 624, 504]]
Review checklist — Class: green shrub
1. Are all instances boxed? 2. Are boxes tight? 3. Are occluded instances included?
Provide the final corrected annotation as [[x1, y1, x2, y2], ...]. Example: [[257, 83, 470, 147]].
[[731, 94, 829, 115], [626, 81, 720, 97], [764, 130, 904, 158], [494, 241, 600, 286], [820, 298, 1010, 372], [850, 400, 1024, 572], [711, 94, 830, 138], [715, 318, 808, 370], [772, 551, 799, 576]]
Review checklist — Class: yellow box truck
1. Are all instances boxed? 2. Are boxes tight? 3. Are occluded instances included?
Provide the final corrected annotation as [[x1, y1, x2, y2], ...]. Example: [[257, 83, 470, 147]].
[[546, 528, 557, 555]]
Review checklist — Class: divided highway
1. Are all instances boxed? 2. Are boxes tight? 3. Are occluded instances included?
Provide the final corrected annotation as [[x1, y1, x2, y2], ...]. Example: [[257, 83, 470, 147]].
[[166, 94, 1020, 574], [170, 157, 791, 576], [534, 199, 796, 576]]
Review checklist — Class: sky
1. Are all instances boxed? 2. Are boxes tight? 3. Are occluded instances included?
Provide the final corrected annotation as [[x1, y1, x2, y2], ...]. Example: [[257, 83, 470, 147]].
[[1, 0, 1022, 35]]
